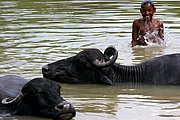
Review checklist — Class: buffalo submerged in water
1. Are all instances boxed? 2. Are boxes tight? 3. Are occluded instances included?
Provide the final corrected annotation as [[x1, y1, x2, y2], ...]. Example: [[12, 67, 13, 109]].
[[42, 46, 180, 85], [0, 75, 76, 120]]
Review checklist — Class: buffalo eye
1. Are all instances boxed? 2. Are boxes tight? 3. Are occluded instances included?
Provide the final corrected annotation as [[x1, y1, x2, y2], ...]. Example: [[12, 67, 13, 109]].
[[57, 88, 61, 95], [53, 84, 61, 95]]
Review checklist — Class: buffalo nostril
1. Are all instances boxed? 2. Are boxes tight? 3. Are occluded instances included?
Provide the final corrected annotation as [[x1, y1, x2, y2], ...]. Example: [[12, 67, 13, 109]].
[[56, 103, 71, 110], [57, 104, 64, 109]]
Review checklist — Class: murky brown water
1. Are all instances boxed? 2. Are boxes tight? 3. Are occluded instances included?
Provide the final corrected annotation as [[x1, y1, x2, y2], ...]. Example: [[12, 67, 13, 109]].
[[0, 0, 180, 120]]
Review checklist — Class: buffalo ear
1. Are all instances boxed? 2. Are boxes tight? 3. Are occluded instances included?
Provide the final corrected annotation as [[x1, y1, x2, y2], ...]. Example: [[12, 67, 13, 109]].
[[100, 76, 113, 85]]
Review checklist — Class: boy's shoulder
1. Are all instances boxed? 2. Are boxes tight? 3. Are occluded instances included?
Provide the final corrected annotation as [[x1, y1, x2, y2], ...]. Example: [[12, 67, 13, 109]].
[[153, 19, 161, 22], [133, 19, 163, 25], [153, 19, 163, 25], [133, 18, 142, 22], [133, 18, 143, 24]]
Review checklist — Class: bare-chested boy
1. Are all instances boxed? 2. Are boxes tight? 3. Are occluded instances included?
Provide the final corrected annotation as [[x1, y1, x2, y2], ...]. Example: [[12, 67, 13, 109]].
[[131, 0, 164, 47]]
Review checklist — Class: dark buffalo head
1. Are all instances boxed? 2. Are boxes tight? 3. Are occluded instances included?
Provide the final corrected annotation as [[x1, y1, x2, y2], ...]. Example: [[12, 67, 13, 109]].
[[42, 46, 118, 85], [1, 78, 76, 120]]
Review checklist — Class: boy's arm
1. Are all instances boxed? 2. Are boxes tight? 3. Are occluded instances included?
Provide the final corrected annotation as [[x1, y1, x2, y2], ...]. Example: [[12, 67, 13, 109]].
[[159, 21, 164, 40], [132, 20, 138, 47]]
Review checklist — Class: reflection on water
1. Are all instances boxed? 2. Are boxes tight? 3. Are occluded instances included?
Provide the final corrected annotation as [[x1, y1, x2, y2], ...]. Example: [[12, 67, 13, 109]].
[[63, 84, 180, 120], [132, 46, 165, 63], [0, 0, 180, 120]]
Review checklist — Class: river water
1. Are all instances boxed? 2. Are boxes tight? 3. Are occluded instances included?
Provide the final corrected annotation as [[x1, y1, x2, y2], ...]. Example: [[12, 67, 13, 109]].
[[0, 0, 180, 120]]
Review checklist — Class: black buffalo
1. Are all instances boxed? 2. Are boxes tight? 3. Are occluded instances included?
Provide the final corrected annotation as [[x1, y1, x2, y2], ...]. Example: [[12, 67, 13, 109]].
[[42, 46, 180, 85], [0, 75, 76, 120]]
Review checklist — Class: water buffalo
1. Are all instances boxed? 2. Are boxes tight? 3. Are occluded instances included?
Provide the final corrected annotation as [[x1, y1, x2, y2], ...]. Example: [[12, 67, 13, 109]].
[[0, 75, 76, 120], [42, 46, 180, 85]]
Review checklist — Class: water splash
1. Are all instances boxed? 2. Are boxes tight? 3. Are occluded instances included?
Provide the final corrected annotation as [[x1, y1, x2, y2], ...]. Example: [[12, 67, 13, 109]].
[[143, 20, 165, 46], [144, 30, 166, 46]]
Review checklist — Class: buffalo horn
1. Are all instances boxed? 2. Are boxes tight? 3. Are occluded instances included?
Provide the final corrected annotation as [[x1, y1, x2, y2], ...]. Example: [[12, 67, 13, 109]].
[[1, 92, 23, 105], [93, 46, 118, 67]]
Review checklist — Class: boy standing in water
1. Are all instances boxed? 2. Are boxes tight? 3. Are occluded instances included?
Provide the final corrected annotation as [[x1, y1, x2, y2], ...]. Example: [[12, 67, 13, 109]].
[[131, 0, 164, 47]]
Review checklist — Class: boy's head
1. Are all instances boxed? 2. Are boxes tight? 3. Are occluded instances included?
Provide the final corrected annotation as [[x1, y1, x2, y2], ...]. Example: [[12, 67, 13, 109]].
[[141, 0, 155, 9], [140, 0, 156, 21]]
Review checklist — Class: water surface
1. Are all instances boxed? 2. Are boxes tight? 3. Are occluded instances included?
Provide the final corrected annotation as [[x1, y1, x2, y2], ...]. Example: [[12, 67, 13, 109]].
[[0, 0, 180, 120]]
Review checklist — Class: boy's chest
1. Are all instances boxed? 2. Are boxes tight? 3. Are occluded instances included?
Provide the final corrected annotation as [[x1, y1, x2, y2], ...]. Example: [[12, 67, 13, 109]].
[[138, 21, 160, 34]]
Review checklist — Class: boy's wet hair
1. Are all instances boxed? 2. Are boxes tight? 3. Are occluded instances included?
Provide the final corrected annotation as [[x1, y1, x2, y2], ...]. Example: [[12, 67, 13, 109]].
[[141, 0, 155, 8]]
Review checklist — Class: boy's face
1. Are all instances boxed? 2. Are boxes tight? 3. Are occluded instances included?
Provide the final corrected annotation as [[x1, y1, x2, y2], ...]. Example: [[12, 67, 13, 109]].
[[140, 4, 156, 21]]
